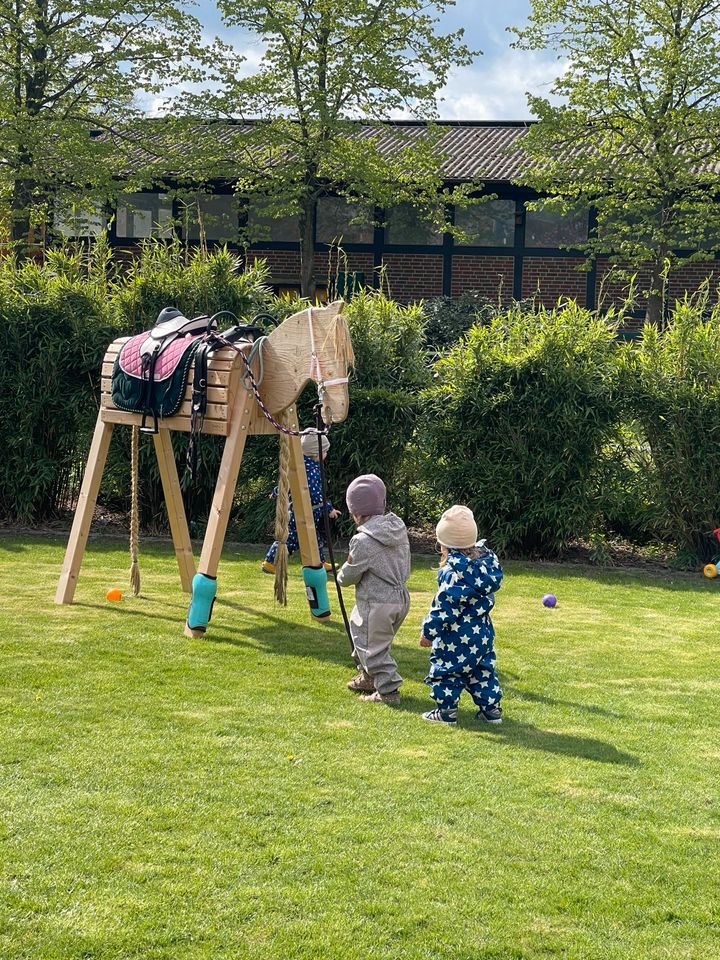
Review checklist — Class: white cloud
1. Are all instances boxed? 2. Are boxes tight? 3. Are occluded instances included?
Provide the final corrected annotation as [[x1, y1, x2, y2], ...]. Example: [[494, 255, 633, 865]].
[[436, 50, 563, 120]]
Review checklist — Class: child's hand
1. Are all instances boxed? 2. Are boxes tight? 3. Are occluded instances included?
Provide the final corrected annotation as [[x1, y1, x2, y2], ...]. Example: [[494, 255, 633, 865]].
[[329, 509, 341, 519], [419, 635, 432, 648], [347, 553, 353, 564]]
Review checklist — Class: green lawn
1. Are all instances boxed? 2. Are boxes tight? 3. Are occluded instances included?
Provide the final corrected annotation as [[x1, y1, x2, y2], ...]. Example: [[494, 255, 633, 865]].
[[1, 535, 718, 960]]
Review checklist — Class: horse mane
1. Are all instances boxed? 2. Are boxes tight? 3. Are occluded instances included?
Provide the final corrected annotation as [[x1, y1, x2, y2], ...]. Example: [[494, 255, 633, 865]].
[[332, 311, 355, 372]]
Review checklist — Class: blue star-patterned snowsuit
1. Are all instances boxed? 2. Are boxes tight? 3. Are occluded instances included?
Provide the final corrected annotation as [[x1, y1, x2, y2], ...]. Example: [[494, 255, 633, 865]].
[[422, 543, 503, 712], [264, 455, 334, 563]]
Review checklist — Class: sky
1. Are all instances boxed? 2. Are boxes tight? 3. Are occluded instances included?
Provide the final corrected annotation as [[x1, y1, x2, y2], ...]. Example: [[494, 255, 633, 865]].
[[188, 0, 560, 121]]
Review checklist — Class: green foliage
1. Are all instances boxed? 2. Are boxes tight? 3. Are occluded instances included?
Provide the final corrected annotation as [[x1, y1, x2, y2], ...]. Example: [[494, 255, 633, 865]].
[[424, 302, 622, 554], [0, 0, 206, 249], [422, 292, 491, 349], [511, 0, 720, 321], [174, 0, 478, 294], [623, 297, 720, 561], [0, 248, 117, 522]]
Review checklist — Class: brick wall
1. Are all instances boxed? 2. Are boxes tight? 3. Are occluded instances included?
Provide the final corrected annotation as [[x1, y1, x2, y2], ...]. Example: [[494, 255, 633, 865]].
[[248, 248, 376, 290], [595, 259, 719, 312], [451, 255, 514, 304], [380, 253, 444, 301], [521, 257, 587, 305]]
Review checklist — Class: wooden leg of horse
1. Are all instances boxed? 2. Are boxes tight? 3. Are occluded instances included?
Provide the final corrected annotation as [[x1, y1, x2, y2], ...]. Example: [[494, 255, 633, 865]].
[[184, 401, 253, 637], [55, 413, 114, 605], [285, 408, 331, 621], [286, 430, 321, 568], [152, 429, 195, 593]]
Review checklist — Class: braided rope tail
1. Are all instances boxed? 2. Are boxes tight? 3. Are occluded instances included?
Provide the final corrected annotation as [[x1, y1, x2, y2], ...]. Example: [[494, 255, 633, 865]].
[[315, 404, 354, 658], [129, 424, 141, 596], [273, 411, 292, 606]]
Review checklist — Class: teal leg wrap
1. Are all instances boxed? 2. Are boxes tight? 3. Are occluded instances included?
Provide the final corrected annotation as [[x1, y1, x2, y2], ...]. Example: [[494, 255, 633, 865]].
[[187, 573, 217, 633], [303, 565, 330, 620]]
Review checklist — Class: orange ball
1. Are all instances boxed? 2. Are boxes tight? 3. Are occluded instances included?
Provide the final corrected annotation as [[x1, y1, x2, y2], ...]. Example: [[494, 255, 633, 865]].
[[106, 588, 123, 601]]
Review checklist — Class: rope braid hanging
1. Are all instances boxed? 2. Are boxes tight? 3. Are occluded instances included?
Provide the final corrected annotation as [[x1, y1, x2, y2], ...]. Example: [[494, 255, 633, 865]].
[[129, 424, 141, 596], [273, 411, 292, 606]]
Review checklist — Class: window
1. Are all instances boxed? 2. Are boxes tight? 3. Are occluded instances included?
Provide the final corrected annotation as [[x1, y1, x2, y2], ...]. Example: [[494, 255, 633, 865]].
[[116, 193, 174, 238], [54, 203, 107, 237], [247, 205, 300, 242], [316, 197, 374, 244], [525, 207, 587, 247], [384, 203, 442, 245], [455, 199, 515, 247], [182, 195, 239, 242]]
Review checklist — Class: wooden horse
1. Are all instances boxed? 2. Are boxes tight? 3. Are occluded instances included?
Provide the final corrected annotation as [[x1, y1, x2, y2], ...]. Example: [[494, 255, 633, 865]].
[[55, 300, 354, 637]]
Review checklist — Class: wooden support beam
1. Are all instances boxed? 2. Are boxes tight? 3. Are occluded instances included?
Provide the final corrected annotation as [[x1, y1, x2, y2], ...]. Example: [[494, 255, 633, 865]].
[[55, 413, 114, 604], [152, 429, 195, 593]]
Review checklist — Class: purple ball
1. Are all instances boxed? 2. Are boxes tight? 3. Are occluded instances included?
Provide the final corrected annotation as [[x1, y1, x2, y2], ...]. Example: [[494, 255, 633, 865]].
[[542, 593, 557, 608]]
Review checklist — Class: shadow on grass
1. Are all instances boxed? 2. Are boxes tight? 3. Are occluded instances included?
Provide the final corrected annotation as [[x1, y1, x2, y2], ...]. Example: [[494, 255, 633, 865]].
[[502, 683, 623, 719], [391, 695, 638, 765], [491, 717, 640, 766]]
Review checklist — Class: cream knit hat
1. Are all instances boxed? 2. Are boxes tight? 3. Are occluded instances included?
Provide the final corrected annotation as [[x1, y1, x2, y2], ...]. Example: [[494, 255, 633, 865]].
[[301, 432, 330, 459], [436, 505, 478, 549]]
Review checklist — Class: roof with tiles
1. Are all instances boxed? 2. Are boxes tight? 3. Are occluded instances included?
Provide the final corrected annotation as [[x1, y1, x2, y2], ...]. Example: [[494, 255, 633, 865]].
[[108, 119, 535, 184], [105, 118, 720, 182]]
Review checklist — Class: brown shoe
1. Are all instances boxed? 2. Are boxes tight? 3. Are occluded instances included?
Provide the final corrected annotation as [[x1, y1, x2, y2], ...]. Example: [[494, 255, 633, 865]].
[[360, 689, 400, 705], [347, 671, 375, 693]]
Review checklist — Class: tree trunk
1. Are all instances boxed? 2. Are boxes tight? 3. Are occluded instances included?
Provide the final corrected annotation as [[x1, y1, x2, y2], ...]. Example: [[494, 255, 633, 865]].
[[299, 195, 317, 300], [10, 176, 34, 258], [646, 250, 669, 326]]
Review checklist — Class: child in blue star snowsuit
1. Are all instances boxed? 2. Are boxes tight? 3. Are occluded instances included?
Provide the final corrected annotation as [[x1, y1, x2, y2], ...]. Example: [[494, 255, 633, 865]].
[[419, 505, 503, 726], [262, 433, 340, 572]]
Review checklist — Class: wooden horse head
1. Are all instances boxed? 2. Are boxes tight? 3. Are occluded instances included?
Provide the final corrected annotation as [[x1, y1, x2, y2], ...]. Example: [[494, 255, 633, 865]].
[[259, 300, 354, 424]]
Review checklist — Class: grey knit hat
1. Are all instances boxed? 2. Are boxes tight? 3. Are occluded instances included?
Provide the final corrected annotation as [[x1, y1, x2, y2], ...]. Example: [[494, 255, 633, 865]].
[[346, 474, 386, 517], [301, 432, 330, 459]]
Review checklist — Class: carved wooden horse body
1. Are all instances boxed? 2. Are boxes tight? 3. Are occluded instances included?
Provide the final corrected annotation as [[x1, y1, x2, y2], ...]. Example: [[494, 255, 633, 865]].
[[56, 300, 353, 636]]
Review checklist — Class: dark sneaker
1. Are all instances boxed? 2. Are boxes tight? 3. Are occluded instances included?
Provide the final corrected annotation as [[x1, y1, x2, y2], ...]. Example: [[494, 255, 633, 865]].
[[476, 704, 503, 724], [347, 671, 374, 693], [422, 708, 457, 726], [360, 689, 400, 705]]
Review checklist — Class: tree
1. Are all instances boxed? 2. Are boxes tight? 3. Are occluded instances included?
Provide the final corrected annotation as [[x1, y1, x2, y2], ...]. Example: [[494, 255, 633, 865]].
[[176, 0, 478, 298], [0, 1, 205, 254], [511, 0, 720, 323]]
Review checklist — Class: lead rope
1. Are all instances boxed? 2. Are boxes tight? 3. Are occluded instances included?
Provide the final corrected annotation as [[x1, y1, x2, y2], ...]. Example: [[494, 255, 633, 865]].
[[273, 412, 292, 606], [129, 425, 141, 596], [315, 405, 354, 658]]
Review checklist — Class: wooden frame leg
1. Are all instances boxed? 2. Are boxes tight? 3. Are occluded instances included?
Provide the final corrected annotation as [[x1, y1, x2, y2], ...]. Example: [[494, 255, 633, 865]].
[[55, 414, 114, 604], [152, 429, 195, 593], [285, 406, 322, 568], [197, 400, 254, 578]]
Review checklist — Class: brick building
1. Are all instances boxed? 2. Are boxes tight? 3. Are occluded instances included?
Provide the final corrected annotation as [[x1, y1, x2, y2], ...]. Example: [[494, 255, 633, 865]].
[[61, 121, 720, 319]]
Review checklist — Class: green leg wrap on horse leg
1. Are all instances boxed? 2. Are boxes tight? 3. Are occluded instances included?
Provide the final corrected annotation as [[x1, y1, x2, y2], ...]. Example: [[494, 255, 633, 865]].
[[186, 573, 217, 633], [303, 565, 330, 620]]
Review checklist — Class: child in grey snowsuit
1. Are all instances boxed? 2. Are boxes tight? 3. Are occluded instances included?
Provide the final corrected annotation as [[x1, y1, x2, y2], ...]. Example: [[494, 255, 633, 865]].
[[419, 505, 504, 726], [337, 474, 411, 704]]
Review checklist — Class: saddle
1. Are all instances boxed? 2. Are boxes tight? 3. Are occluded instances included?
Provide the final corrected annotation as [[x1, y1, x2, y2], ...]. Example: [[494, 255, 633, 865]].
[[111, 308, 216, 435], [111, 306, 267, 474]]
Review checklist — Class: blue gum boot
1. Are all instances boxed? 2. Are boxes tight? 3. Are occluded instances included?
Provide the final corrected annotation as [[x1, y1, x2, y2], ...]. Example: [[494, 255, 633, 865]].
[[185, 573, 217, 637], [302, 565, 330, 620]]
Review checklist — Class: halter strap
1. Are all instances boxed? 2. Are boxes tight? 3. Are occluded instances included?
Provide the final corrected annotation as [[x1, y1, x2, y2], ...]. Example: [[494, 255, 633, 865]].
[[307, 306, 349, 388]]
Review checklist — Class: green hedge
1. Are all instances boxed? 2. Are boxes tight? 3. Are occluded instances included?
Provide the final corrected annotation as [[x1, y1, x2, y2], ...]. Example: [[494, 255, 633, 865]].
[[422, 301, 622, 555], [0, 247, 117, 522], [3, 238, 720, 567], [623, 299, 720, 562]]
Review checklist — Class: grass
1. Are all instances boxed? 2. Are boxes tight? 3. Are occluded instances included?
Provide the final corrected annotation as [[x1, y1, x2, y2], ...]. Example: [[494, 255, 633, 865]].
[[1, 533, 719, 960]]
